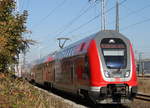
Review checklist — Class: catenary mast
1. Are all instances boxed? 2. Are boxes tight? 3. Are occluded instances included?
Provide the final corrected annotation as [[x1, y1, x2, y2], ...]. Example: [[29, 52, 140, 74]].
[[90, 0, 120, 32], [116, 0, 119, 32], [89, 0, 107, 31]]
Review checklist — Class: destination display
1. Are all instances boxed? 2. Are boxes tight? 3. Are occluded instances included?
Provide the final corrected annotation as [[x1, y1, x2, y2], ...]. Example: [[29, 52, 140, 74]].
[[103, 50, 124, 56], [101, 44, 125, 48]]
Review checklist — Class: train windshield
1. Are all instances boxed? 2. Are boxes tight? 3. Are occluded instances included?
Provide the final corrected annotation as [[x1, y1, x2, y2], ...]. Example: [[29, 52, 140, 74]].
[[101, 38, 127, 69]]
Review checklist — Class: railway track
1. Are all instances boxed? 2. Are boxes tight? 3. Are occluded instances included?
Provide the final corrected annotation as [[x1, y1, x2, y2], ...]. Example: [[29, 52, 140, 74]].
[[32, 84, 150, 108], [136, 92, 150, 101], [138, 75, 150, 78]]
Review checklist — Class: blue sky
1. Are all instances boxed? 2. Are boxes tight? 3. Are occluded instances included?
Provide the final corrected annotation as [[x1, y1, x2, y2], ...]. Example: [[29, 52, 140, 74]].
[[18, 0, 150, 63]]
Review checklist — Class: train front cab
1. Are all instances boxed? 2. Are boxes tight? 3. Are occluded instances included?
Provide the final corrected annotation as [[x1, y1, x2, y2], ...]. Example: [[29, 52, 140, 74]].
[[87, 31, 137, 104]]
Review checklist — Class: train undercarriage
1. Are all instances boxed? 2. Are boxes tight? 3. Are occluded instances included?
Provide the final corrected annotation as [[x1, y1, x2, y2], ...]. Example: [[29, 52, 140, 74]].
[[88, 84, 137, 104]]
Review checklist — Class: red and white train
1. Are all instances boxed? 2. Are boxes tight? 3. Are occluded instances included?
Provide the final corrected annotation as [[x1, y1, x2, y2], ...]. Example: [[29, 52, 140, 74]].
[[29, 30, 137, 104]]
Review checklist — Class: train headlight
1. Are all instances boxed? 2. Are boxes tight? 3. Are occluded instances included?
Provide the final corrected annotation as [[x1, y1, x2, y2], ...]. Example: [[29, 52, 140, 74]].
[[104, 70, 110, 78], [125, 70, 130, 77]]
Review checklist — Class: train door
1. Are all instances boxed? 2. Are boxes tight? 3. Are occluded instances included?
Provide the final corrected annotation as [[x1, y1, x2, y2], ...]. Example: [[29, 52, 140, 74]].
[[74, 55, 90, 89], [54, 59, 62, 83], [62, 58, 74, 86], [74, 55, 84, 85], [71, 62, 74, 84], [35, 64, 43, 85], [43, 64, 47, 82], [46, 62, 51, 82], [52, 61, 55, 82], [66, 58, 76, 91]]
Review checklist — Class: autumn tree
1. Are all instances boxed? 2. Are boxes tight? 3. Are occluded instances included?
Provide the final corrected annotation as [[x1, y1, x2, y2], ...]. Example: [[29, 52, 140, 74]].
[[0, 0, 32, 72]]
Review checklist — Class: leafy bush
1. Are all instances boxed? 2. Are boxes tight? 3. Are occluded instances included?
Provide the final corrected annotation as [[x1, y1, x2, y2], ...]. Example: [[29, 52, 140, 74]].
[[0, 0, 33, 72]]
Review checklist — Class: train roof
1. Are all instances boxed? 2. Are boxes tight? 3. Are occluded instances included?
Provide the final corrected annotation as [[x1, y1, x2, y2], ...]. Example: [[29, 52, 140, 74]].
[[31, 30, 130, 65], [58, 30, 129, 52]]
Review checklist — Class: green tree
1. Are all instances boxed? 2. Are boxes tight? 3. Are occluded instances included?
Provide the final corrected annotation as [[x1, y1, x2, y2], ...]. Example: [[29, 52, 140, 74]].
[[0, 0, 32, 72]]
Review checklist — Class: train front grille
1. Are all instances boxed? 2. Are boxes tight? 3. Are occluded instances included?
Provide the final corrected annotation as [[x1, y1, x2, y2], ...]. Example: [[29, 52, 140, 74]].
[[107, 84, 129, 95], [107, 84, 129, 102], [99, 84, 129, 103]]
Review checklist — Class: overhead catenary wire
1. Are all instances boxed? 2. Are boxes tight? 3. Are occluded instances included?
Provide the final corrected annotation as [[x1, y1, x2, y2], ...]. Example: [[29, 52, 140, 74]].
[[19, 0, 31, 12], [32, 0, 67, 29], [25, 0, 30, 10], [109, 3, 150, 26], [71, 27, 99, 40], [66, 14, 100, 36], [122, 4, 150, 20], [121, 17, 150, 30], [20, 0, 25, 11], [63, 0, 127, 37], [42, 0, 127, 44], [56, 2, 95, 36]]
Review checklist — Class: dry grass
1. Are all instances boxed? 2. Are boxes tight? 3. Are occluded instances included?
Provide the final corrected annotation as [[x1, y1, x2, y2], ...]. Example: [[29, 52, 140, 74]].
[[0, 73, 85, 108], [138, 78, 150, 94], [130, 100, 150, 108], [1, 73, 149, 108]]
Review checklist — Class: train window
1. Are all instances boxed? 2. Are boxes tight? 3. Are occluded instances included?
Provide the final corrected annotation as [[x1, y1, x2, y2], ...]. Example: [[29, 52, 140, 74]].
[[70, 48, 73, 56], [72, 48, 74, 56], [68, 48, 71, 57], [80, 42, 86, 52], [101, 38, 127, 69], [66, 50, 69, 57], [83, 55, 89, 80], [62, 51, 64, 58], [65, 50, 67, 57], [71, 64, 74, 82], [84, 56, 89, 72]]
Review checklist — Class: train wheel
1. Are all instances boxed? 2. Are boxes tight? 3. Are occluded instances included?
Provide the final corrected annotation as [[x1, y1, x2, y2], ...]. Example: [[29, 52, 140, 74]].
[[31, 80, 36, 86], [79, 89, 96, 105], [44, 82, 52, 90]]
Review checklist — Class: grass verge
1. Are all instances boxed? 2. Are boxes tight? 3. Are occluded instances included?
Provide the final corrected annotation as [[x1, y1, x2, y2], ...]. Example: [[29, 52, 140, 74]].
[[138, 78, 150, 94], [0, 73, 84, 108]]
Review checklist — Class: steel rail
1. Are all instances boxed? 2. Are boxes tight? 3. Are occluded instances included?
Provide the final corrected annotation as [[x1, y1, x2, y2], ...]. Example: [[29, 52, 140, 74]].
[[136, 92, 150, 101]]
